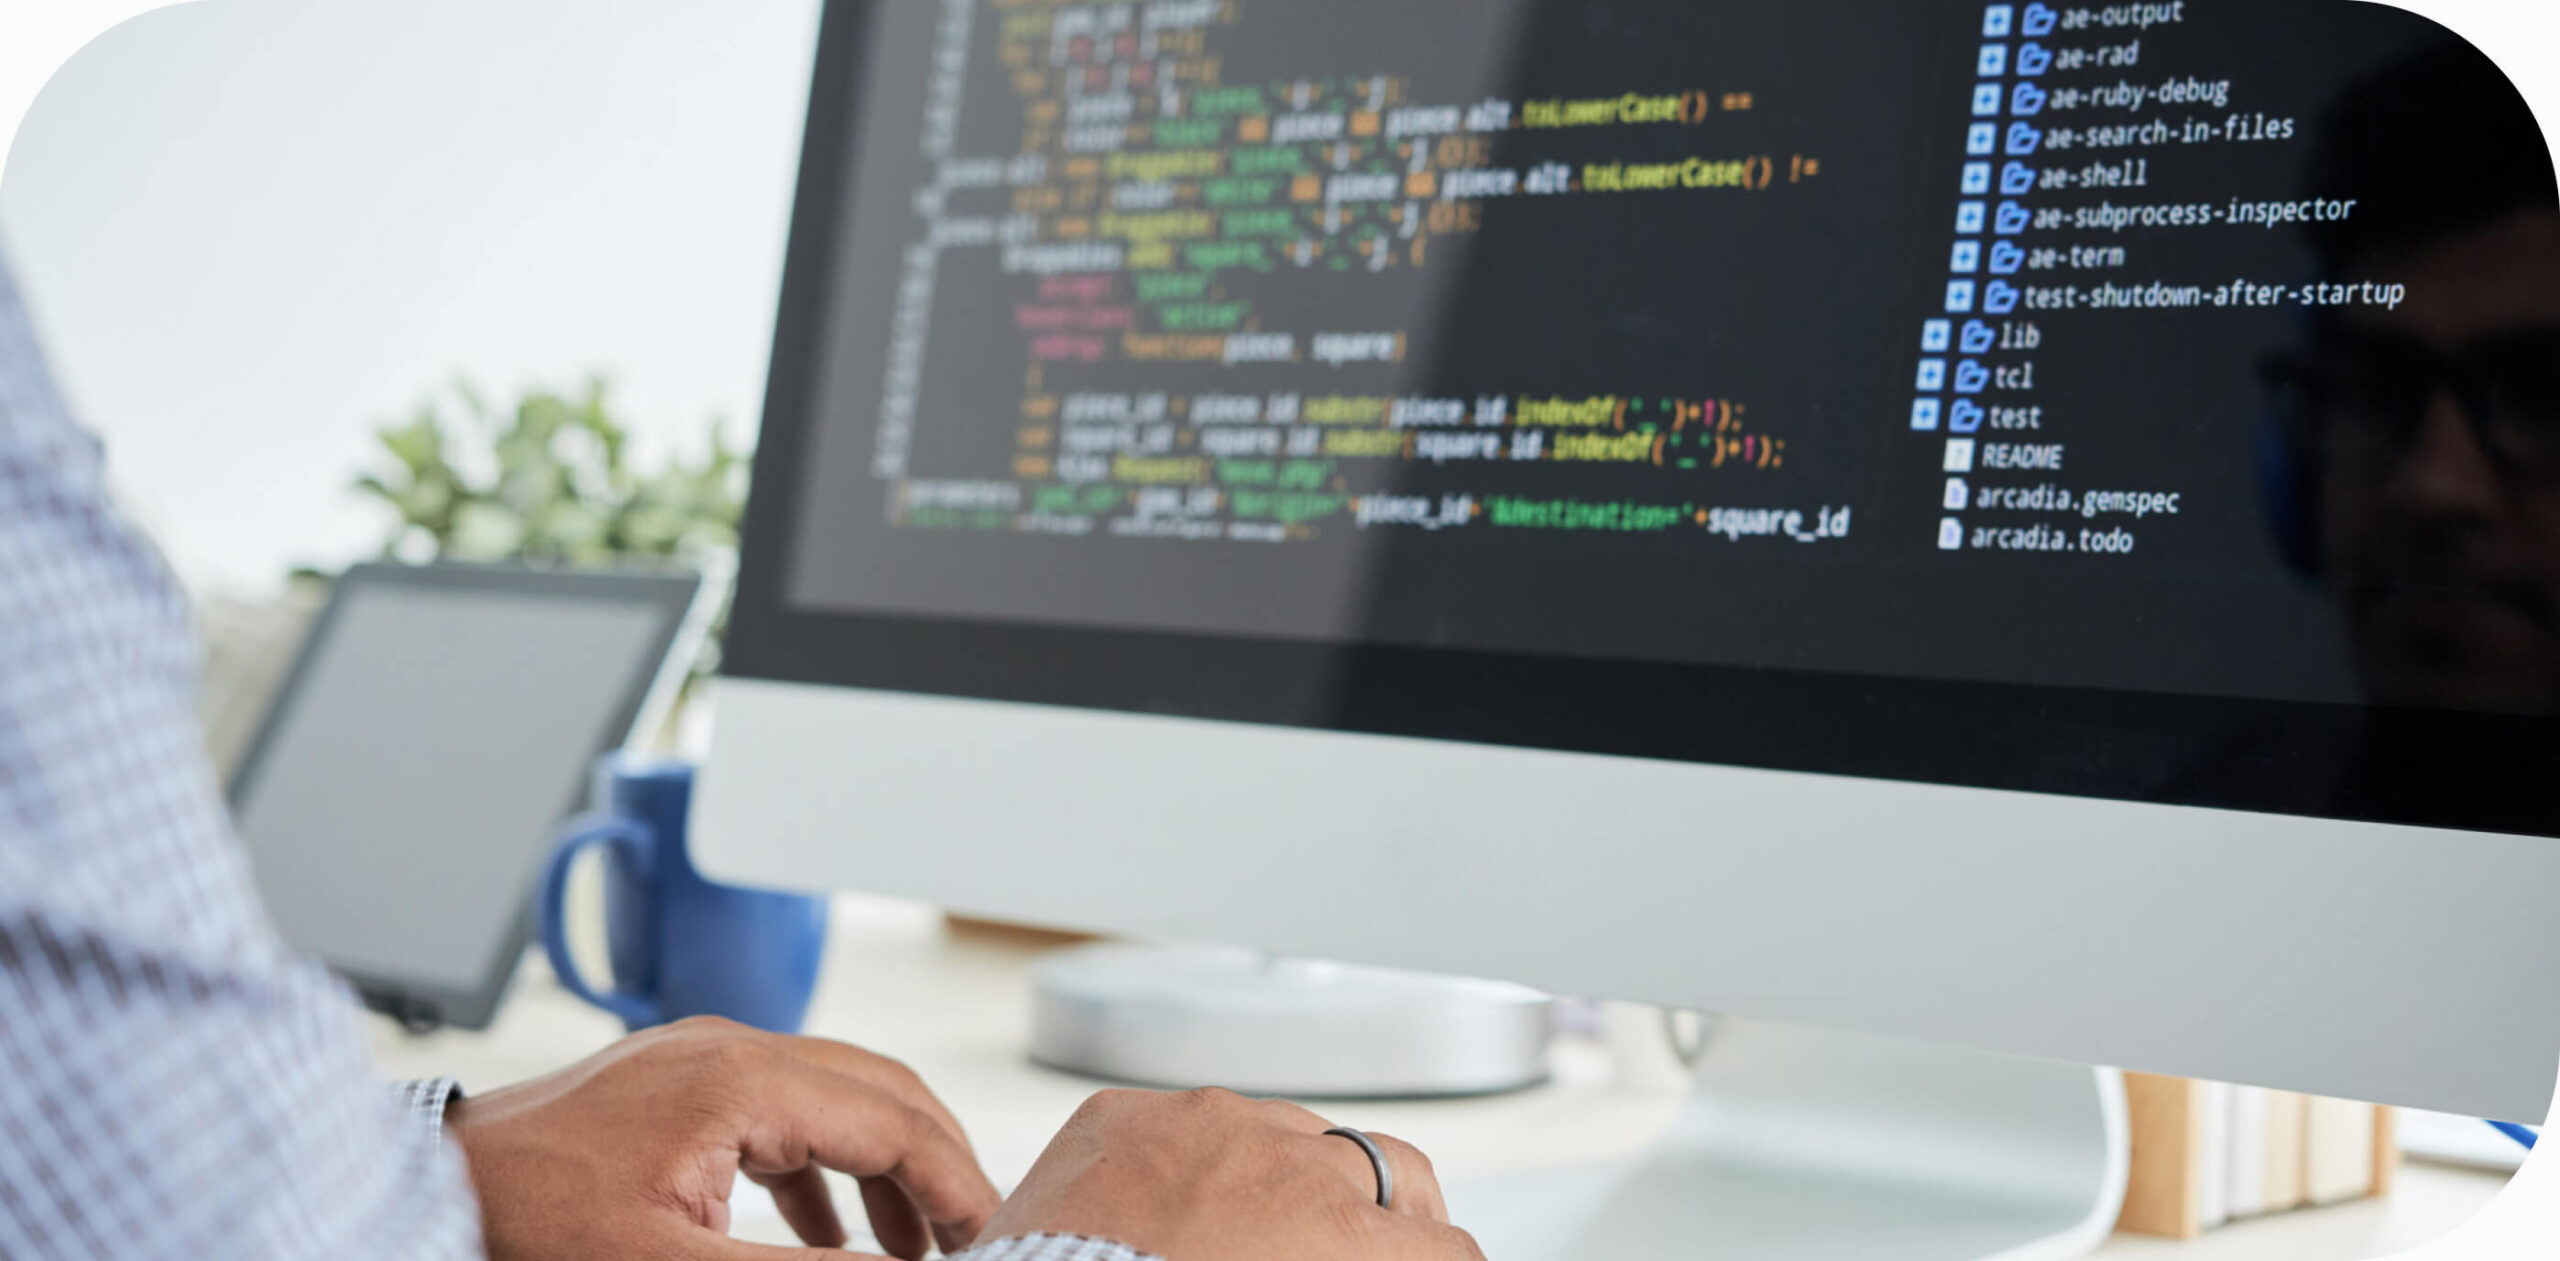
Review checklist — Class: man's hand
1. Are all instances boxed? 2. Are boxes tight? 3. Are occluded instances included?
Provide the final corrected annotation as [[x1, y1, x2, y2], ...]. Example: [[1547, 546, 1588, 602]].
[[447, 1016, 1001, 1260], [980, 1089, 1484, 1261]]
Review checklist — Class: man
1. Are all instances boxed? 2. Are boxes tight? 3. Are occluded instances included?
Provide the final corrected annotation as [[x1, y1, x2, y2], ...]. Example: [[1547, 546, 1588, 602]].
[[0, 248, 1482, 1261], [2270, 44, 2560, 718]]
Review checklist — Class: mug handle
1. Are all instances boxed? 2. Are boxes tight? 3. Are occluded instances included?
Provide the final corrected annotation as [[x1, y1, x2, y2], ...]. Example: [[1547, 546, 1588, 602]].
[[538, 814, 664, 1029]]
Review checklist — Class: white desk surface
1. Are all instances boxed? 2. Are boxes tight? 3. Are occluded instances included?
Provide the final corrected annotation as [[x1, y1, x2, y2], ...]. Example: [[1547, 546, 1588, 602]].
[[369, 895, 2511, 1257]]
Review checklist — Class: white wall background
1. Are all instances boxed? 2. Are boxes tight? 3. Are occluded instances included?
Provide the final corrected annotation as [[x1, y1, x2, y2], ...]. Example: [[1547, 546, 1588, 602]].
[[0, 0, 822, 591]]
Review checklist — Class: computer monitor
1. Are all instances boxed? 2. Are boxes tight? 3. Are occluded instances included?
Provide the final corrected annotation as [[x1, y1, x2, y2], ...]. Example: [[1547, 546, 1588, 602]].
[[699, 0, 2560, 1141]]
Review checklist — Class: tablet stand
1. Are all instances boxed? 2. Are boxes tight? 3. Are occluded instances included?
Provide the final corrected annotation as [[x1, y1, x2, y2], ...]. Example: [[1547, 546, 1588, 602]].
[[361, 986, 448, 1037]]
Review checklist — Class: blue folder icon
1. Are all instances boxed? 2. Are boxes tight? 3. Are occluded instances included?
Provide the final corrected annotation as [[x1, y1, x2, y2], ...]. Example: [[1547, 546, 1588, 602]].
[[2018, 42, 2053, 76], [2011, 83, 2047, 117], [2023, 2, 2057, 36], [1995, 202, 2031, 235], [2006, 123, 2042, 155], [1985, 281, 2020, 314], [1950, 400, 1986, 434], [1955, 361, 1990, 394], [2001, 161, 2036, 196], [1960, 320, 1997, 354], [1989, 241, 2025, 275]]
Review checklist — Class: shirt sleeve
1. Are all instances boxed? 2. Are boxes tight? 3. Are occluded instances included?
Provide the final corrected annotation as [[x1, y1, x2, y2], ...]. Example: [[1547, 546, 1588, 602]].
[[0, 249, 485, 1260], [396, 1077, 467, 1138], [956, 1234, 1163, 1261]]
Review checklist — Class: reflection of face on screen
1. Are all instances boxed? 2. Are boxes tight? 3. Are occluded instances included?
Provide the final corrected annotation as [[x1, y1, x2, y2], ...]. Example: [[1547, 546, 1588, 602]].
[[2266, 48, 2560, 714]]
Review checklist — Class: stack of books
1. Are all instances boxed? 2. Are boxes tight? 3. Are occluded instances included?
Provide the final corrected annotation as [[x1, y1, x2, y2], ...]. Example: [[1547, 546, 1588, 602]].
[[2116, 1073, 2399, 1238]]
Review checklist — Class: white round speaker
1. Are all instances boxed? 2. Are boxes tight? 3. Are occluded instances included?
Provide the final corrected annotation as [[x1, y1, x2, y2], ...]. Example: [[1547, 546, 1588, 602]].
[[1029, 942, 1556, 1099]]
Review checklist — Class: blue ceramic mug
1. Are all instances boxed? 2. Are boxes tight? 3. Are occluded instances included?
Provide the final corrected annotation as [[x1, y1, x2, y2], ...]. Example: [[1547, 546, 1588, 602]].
[[538, 758, 828, 1033]]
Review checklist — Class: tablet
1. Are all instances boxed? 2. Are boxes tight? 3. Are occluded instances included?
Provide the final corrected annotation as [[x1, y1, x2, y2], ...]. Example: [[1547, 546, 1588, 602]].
[[228, 563, 714, 1030]]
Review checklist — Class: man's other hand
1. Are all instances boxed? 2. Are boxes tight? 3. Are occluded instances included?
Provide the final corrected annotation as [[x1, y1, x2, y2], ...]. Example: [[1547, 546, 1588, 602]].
[[447, 1016, 1001, 1260], [981, 1089, 1485, 1261]]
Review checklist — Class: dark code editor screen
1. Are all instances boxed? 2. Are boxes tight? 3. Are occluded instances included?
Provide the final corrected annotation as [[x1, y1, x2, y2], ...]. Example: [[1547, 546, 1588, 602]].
[[779, 0, 2560, 717]]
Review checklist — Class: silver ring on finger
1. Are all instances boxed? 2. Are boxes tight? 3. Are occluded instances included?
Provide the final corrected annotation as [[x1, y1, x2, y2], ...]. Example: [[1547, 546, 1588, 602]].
[[1323, 1126, 1395, 1210]]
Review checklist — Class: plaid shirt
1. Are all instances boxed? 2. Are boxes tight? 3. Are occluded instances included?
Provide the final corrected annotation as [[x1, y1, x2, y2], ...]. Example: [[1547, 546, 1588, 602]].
[[0, 251, 1146, 1261]]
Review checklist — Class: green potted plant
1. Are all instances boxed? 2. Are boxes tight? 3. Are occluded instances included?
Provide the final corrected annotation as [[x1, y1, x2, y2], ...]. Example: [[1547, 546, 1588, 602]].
[[357, 377, 746, 569]]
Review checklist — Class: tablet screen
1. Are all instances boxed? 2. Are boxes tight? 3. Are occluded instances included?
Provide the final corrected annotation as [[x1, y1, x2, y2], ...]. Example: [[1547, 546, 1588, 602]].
[[234, 575, 680, 996]]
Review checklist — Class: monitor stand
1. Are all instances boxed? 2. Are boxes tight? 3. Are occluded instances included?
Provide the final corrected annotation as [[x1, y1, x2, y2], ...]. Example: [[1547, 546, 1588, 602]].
[[1447, 1019, 2129, 1260]]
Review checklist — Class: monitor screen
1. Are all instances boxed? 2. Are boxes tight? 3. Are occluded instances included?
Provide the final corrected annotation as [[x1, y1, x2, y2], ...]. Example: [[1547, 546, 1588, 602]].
[[732, 0, 2560, 838]]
